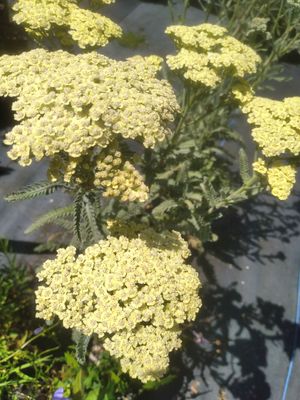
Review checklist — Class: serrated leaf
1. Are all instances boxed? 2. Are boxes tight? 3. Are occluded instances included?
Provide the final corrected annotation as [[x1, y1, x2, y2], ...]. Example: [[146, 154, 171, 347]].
[[174, 147, 192, 155], [75, 332, 90, 366], [152, 199, 177, 217], [156, 166, 179, 180], [201, 182, 218, 205], [239, 148, 251, 183], [34, 241, 61, 253], [183, 199, 195, 211], [5, 181, 64, 202], [83, 195, 101, 241], [25, 205, 73, 234], [176, 162, 188, 183], [178, 139, 196, 149], [223, 128, 244, 143], [74, 190, 84, 242], [187, 171, 204, 179], [185, 192, 203, 202]]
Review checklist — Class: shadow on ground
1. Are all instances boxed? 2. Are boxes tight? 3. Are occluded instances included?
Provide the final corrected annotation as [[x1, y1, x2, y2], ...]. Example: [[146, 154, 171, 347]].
[[208, 195, 300, 268], [183, 196, 300, 399], [140, 196, 300, 400], [182, 281, 299, 399]]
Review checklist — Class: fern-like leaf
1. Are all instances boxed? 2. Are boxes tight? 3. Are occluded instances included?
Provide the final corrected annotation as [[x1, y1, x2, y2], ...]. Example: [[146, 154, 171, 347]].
[[34, 241, 62, 253], [25, 205, 74, 234], [83, 195, 101, 241], [53, 218, 74, 231], [73, 330, 90, 365], [152, 199, 178, 218], [5, 181, 64, 202], [239, 148, 251, 183], [74, 190, 84, 242]]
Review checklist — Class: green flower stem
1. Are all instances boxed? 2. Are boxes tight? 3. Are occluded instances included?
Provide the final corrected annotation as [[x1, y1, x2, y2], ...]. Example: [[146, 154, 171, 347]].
[[270, 0, 285, 37], [0, 322, 59, 364], [167, 0, 191, 23]]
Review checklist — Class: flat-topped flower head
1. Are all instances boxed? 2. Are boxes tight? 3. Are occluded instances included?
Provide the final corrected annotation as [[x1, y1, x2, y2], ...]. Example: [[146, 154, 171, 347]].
[[253, 159, 297, 200], [0, 49, 179, 167], [240, 96, 300, 157], [12, 0, 121, 48], [165, 23, 261, 87], [36, 227, 201, 382]]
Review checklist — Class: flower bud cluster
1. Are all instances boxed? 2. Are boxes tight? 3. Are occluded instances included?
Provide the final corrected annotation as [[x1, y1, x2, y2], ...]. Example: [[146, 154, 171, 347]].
[[165, 23, 261, 87], [94, 148, 149, 202], [48, 145, 149, 202], [36, 227, 201, 382], [12, 0, 121, 48]]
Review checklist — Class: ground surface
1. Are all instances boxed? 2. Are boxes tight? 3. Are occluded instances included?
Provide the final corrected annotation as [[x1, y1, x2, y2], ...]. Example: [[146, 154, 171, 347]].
[[0, 2, 300, 399]]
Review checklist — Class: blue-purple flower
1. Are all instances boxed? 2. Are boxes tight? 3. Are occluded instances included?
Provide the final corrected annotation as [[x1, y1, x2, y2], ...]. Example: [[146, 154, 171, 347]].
[[52, 388, 70, 400]]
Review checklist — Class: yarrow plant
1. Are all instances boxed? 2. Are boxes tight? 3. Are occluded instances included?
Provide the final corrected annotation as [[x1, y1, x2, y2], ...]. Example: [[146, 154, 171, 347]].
[[12, 0, 122, 48], [1, 0, 300, 394]]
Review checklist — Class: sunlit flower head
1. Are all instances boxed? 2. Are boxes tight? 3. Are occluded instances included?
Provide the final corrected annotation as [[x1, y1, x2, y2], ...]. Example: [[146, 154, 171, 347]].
[[36, 226, 201, 382], [165, 23, 261, 87]]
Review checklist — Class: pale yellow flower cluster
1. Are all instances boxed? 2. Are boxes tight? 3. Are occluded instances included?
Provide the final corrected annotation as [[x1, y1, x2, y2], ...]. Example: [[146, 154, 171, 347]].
[[36, 228, 201, 382], [12, 0, 121, 48], [165, 23, 261, 87], [253, 159, 296, 200], [0, 49, 178, 200], [234, 87, 300, 200], [0, 50, 177, 164], [241, 96, 300, 157]]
